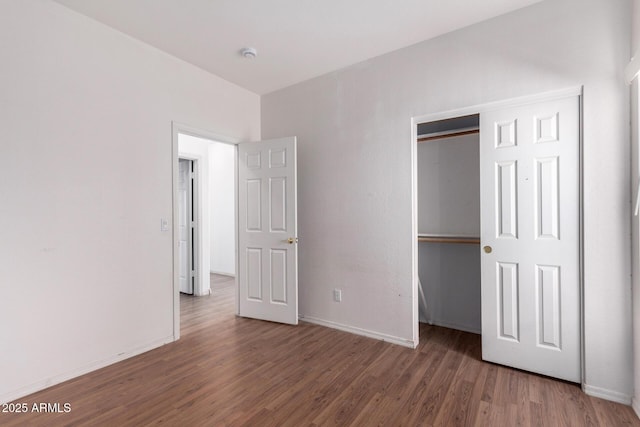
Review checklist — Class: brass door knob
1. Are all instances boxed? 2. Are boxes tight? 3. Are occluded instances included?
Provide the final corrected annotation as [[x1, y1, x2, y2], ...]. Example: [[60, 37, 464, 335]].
[[286, 237, 299, 244], [483, 245, 492, 254]]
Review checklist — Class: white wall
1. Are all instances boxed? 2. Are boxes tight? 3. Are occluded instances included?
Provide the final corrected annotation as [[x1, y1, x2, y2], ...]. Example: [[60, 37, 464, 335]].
[[631, 0, 640, 417], [417, 133, 480, 236], [179, 136, 236, 287], [209, 142, 236, 275], [262, 0, 633, 402], [632, 81, 640, 417], [419, 243, 481, 333], [0, 0, 259, 403]]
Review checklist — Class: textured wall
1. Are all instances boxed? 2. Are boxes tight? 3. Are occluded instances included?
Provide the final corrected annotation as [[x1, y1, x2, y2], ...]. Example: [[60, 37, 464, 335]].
[[262, 0, 632, 401]]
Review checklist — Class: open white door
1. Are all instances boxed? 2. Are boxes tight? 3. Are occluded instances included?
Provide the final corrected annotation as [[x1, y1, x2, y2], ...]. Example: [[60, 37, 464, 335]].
[[480, 95, 580, 382], [238, 137, 298, 325], [178, 159, 194, 295]]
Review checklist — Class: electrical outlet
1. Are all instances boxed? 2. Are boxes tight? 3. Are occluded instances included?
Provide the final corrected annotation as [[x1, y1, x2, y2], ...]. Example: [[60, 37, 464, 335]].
[[333, 289, 342, 302]]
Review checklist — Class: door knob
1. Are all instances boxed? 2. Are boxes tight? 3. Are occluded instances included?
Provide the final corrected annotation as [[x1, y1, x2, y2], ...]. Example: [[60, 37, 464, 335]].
[[286, 237, 298, 244], [483, 245, 492, 254]]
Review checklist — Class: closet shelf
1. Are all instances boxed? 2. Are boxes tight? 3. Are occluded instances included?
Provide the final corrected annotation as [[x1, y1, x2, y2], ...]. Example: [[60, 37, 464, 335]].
[[417, 126, 479, 143], [417, 233, 480, 244]]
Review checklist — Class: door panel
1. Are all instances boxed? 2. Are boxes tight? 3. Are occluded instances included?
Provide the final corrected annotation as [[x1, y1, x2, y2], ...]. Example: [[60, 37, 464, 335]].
[[535, 157, 560, 239], [496, 161, 518, 238], [480, 96, 580, 382], [537, 264, 561, 348], [238, 137, 298, 325], [497, 262, 519, 341], [270, 177, 287, 231], [246, 179, 262, 231], [270, 249, 287, 303]]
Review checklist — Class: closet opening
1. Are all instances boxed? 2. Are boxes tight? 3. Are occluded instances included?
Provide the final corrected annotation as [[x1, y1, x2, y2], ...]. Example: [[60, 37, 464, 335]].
[[417, 114, 481, 334], [412, 89, 582, 382]]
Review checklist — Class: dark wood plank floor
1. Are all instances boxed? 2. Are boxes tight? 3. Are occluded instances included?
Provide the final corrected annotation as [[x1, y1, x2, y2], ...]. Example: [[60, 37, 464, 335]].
[[2, 274, 638, 426]]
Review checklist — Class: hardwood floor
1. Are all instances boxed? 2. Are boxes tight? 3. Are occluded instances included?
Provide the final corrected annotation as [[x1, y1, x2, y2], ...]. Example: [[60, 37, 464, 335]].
[[2, 274, 638, 426]]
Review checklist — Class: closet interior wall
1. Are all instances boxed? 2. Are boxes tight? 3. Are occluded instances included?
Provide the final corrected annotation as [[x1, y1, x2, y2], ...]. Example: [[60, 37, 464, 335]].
[[417, 116, 481, 334]]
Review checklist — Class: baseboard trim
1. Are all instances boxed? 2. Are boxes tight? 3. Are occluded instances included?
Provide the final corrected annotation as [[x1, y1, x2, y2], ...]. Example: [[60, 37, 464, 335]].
[[419, 319, 481, 335], [301, 315, 416, 349], [633, 397, 640, 419], [0, 335, 175, 404], [210, 271, 235, 277], [195, 288, 211, 296], [583, 383, 632, 405]]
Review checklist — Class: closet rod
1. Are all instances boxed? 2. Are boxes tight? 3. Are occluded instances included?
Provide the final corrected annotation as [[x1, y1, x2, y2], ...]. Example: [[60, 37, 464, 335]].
[[417, 127, 479, 143], [417, 234, 480, 245]]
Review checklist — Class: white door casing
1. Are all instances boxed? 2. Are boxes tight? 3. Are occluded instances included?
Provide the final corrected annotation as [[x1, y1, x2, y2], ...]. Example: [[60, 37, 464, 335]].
[[480, 95, 580, 382], [178, 159, 194, 295], [238, 137, 298, 325]]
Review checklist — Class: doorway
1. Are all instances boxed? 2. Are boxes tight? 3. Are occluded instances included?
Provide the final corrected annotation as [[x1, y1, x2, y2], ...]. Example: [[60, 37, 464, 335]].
[[417, 115, 481, 333], [172, 123, 239, 339], [171, 124, 300, 339], [411, 88, 583, 383]]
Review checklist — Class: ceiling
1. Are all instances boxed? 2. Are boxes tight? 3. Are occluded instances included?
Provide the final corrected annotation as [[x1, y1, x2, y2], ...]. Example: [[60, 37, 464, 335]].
[[53, 0, 543, 95]]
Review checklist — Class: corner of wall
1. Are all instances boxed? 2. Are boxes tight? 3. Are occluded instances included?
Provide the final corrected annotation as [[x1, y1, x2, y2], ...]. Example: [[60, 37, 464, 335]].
[[633, 397, 640, 419], [301, 315, 417, 349], [583, 383, 633, 405]]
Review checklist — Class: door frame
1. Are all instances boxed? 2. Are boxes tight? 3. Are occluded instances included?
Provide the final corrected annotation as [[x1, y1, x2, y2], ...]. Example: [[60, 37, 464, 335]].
[[410, 86, 584, 383], [171, 122, 240, 340]]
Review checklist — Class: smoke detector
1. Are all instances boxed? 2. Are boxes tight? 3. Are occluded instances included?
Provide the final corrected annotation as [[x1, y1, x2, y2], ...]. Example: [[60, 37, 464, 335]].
[[240, 47, 257, 59]]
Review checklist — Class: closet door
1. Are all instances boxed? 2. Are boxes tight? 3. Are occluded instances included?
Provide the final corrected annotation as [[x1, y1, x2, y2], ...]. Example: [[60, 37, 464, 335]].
[[480, 95, 580, 382]]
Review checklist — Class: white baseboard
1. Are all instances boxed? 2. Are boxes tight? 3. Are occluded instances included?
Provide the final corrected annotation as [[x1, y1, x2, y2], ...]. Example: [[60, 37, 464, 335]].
[[300, 315, 416, 349], [633, 397, 640, 419], [210, 270, 235, 277], [195, 288, 211, 296], [0, 335, 175, 404], [583, 383, 632, 405], [419, 319, 481, 335]]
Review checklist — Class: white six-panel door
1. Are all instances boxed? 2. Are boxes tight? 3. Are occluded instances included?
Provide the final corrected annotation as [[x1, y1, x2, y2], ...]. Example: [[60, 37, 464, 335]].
[[480, 95, 580, 382], [238, 137, 298, 325]]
